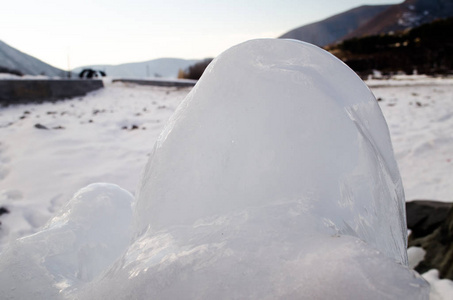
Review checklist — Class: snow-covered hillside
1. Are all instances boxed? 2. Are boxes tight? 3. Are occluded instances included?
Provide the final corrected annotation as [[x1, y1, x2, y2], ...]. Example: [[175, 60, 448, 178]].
[[0, 40, 66, 77], [73, 58, 200, 79], [0, 40, 452, 298], [342, 0, 453, 40], [279, 5, 391, 46], [0, 40, 198, 79]]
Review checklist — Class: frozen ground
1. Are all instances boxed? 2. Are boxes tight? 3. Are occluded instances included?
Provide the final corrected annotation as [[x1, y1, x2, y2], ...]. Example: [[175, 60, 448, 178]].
[[370, 77, 453, 202], [0, 72, 452, 298], [0, 80, 190, 245]]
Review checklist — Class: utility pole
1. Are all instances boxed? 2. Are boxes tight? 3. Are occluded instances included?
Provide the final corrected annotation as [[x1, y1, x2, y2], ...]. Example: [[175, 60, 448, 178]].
[[67, 47, 71, 79]]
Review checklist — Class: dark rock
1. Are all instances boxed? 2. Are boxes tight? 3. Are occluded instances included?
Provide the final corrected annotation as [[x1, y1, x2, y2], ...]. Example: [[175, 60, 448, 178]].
[[406, 200, 453, 239], [34, 123, 48, 130], [0, 207, 9, 227], [0, 207, 9, 216], [92, 109, 105, 115], [409, 204, 453, 280], [131, 125, 139, 130]]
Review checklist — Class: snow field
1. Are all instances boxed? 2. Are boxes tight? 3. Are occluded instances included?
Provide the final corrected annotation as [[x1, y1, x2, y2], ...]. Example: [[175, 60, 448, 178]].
[[373, 81, 453, 201], [0, 82, 190, 246]]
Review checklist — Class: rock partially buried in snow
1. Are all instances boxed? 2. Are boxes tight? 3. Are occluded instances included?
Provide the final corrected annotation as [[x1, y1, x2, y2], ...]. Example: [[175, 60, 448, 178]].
[[409, 204, 453, 280], [0, 39, 429, 299], [406, 200, 453, 239]]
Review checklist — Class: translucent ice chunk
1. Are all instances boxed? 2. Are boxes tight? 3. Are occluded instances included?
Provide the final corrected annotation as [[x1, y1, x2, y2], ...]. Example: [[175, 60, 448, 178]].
[[0, 39, 429, 299], [89, 39, 427, 299], [136, 39, 407, 265]]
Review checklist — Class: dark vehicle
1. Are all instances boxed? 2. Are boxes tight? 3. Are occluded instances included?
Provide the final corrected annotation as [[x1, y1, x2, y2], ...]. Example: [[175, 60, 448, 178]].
[[79, 69, 106, 79]]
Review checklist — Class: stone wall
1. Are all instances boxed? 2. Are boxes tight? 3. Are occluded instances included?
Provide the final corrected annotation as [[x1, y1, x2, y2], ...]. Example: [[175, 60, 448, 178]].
[[112, 78, 196, 87], [0, 80, 104, 105]]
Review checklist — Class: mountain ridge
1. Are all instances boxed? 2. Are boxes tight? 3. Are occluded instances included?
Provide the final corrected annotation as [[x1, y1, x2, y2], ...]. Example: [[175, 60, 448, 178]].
[[279, 5, 392, 46], [0, 40, 66, 77], [280, 0, 453, 47], [0, 40, 200, 79], [73, 58, 201, 79], [344, 0, 453, 40]]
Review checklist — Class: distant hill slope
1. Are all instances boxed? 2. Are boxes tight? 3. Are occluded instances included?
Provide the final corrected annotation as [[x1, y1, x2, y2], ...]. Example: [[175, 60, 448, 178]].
[[344, 0, 453, 40], [0, 40, 66, 77], [328, 17, 453, 76], [279, 5, 391, 46], [73, 58, 200, 79]]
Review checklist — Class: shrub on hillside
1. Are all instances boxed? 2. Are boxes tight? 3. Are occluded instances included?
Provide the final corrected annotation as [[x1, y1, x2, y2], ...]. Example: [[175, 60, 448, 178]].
[[330, 17, 453, 75], [178, 58, 213, 80], [0, 66, 23, 76]]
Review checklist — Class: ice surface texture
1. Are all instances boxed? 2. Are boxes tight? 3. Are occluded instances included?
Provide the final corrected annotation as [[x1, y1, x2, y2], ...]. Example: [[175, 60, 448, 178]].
[[0, 39, 428, 299], [136, 39, 407, 262], [119, 39, 424, 298]]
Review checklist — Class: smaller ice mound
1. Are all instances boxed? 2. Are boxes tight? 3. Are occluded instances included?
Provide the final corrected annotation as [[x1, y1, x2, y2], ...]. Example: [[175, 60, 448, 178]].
[[0, 183, 133, 299]]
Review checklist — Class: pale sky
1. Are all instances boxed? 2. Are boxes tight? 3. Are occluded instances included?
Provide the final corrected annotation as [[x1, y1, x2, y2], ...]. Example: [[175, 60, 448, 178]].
[[1, 0, 403, 70]]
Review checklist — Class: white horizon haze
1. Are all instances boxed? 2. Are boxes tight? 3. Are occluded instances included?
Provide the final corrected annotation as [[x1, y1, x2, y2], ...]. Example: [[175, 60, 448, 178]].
[[1, 0, 403, 70]]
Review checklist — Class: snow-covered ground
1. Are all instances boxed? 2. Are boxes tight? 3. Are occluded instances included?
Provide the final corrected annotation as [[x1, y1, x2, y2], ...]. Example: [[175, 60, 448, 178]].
[[0, 79, 190, 246], [371, 76, 453, 202], [0, 71, 452, 298]]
